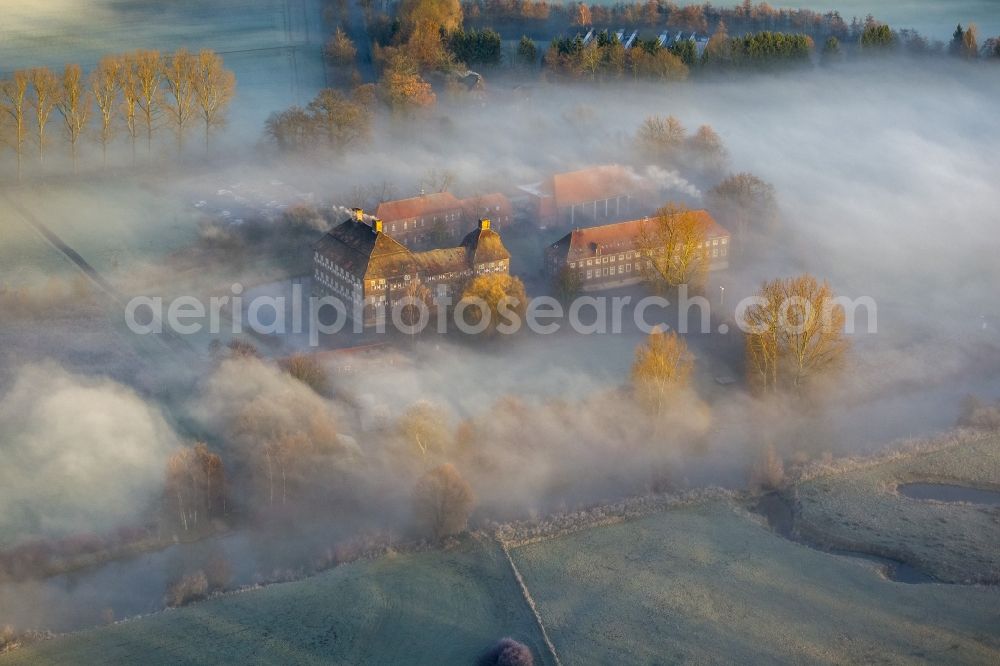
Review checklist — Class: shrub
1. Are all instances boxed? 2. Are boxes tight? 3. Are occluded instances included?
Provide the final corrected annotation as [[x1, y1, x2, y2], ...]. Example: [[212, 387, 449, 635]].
[[957, 395, 1000, 430], [480, 638, 534, 666], [280, 354, 330, 395], [165, 571, 209, 607]]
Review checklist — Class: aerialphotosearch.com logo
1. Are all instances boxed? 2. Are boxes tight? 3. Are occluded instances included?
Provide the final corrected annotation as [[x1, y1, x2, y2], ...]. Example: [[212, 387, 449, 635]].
[[124, 283, 878, 344]]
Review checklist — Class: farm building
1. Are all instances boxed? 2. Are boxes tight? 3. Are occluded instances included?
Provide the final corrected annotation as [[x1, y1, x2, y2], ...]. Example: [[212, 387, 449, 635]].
[[313, 209, 510, 327], [545, 209, 730, 291], [374, 191, 513, 250], [518, 164, 653, 228]]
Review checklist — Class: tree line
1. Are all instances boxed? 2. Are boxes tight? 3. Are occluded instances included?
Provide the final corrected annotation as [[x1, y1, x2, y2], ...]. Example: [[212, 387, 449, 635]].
[[0, 49, 235, 180], [464, 0, 869, 43], [544, 31, 690, 80]]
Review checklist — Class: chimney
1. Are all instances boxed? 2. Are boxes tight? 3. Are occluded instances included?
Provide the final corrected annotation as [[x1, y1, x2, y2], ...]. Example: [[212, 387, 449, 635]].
[[479, 218, 491, 231], [352, 207, 364, 222], [372, 218, 383, 233]]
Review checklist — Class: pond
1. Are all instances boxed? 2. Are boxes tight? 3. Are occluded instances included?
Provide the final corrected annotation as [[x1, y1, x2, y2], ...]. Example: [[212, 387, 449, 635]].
[[898, 483, 1000, 506]]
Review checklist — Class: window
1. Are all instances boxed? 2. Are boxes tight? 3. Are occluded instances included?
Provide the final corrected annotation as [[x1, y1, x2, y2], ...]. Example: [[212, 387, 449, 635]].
[[713, 249, 718, 257], [626, 263, 631, 272], [712, 239, 719, 246], [721, 248, 727, 257], [618, 265, 624, 274], [618, 254, 624, 261], [587, 259, 593, 266], [586, 270, 592, 279], [721, 238, 728, 245]]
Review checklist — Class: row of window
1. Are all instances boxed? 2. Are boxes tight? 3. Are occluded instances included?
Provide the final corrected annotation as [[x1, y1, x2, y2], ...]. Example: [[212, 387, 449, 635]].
[[584, 262, 646, 279], [314, 270, 361, 301], [567, 238, 729, 269], [315, 253, 361, 287]]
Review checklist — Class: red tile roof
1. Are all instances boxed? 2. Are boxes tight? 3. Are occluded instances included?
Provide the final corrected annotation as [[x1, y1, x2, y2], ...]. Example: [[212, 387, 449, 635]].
[[551, 165, 642, 209], [551, 210, 728, 261], [375, 192, 462, 222]]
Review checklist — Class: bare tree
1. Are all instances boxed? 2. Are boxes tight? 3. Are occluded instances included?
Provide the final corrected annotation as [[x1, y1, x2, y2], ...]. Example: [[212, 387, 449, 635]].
[[90, 57, 122, 168], [118, 54, 141, 165], [707, 172, 778, 246], [636, 114, 686, 163], [192, 49, 236, 150], [162, 48, 198, 151], [29, 67, 61, 163], [134, 50, 163, 155], [413, 463, 476, 539], [56, 64, 92, 171], [0, 71, 30, 181]]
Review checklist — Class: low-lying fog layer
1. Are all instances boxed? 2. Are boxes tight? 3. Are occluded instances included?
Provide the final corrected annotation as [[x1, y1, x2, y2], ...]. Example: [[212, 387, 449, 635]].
[[1, 55, 999, 630]]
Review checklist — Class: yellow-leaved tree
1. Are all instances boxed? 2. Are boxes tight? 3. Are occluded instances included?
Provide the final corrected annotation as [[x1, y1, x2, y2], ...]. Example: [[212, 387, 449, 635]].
[[743, 274, 849, 393], [638, 203, 711, 291], [630, 327, 694, 417]]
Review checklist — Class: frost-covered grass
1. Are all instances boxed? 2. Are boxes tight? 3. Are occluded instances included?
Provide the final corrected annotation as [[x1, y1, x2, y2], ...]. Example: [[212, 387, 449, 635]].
[[794, 433, 1000, 583], [5, 498, 998, 664], [0, 536, 551, 666], [511, 500, 1000, 665]]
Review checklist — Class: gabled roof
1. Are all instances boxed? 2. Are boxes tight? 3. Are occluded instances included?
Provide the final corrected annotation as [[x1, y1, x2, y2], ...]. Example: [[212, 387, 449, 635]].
[[551, 165, 641, 208], [550, 210, 728, 261], [317, 216, 512, 281], [374, 192, 463, 222], [461, 226, 511, 264], [314, 218, 412, 279]]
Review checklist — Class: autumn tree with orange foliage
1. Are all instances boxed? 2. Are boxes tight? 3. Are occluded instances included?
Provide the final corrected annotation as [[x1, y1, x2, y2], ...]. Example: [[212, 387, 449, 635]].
[[743, 274, 849, 394], [459, 274, 527, 337], [380, 53, 436, 114], [637, 203, 711, 291]]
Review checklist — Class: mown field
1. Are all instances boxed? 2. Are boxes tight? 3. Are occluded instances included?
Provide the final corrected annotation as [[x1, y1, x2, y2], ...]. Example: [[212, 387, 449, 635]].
[[1, 536, 551, 666], [511, 500, 1000, 665], [7, 490, 998, 664], [793, 433, 1000, 584]]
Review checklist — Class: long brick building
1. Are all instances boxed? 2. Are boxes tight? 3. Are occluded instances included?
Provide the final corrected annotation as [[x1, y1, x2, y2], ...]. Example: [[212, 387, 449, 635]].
[[545, 210, 730, 291], [518, 164, 652, 228], [313, 209, 510, 327], [374, 192, 513, 250]]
